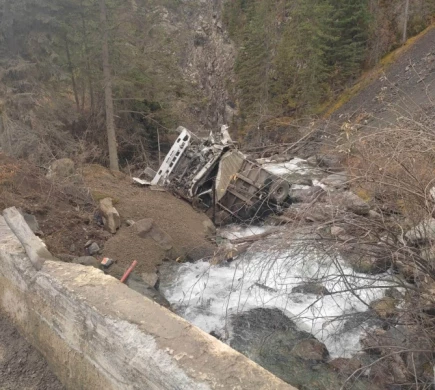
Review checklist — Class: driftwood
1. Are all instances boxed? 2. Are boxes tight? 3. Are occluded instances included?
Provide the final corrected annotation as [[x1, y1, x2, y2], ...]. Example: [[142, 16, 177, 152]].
[[229, 228, 280, 244], [3, 207, 56, 270]]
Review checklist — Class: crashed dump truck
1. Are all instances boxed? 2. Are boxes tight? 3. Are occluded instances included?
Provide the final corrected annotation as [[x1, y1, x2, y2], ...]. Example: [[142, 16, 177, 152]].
[[150, 126, 291, 224]]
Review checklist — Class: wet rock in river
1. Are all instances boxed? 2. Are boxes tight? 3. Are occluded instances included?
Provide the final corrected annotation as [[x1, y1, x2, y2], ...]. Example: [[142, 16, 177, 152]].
[[229, 308, 358, 389], [292, 282, 330, 296], [339, 243, 392, 274], [369, 297, 397, 319], [328, 357, 362, 376], [330, 191, 370, 216], [321, 172, 349, 189], [405, 218, 435, 243], [290, 186, 325, 203], [290, 339, 329, 362]]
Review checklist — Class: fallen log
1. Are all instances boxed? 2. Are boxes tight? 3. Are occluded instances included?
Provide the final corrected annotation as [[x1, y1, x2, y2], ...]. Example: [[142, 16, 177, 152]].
[[3, 207, 57, 270], [229, 228, 280, 244]]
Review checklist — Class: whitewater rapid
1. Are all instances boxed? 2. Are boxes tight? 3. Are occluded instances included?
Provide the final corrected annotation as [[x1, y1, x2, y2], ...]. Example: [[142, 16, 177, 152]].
[[161, 225, 394, 358]]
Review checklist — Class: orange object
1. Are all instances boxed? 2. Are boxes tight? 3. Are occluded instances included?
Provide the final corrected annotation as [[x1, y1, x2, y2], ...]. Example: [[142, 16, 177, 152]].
[[120, 260, 138, 283]]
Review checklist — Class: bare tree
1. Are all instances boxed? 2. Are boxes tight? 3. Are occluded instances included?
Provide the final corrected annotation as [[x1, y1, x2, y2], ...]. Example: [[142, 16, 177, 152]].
[[100, 0, 119, 171], [64, 34, 80, 112], [403, 0, 410, 43]]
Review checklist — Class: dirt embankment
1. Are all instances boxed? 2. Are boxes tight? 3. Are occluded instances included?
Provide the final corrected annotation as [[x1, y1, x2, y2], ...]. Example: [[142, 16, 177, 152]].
[[0, 154, 215, 275], [82, 164, 216, 274]]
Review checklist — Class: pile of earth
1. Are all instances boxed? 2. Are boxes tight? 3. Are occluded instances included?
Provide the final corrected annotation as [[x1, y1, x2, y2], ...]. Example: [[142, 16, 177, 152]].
[[0, 154, 216, 277], [81, 164, 216, 274]]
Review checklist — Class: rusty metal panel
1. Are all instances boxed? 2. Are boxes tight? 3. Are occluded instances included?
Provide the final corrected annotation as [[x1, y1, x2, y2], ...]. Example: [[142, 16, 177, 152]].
[[215, 150, 245, 201]]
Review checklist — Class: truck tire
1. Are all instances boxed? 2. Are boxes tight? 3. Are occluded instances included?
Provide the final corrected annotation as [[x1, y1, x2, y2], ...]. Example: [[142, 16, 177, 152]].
[[269, 180, 290, 203]]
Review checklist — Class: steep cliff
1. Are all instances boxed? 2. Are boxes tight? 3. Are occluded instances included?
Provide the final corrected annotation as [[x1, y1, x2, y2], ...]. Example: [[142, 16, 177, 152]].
[[175, 0, 236, 131]]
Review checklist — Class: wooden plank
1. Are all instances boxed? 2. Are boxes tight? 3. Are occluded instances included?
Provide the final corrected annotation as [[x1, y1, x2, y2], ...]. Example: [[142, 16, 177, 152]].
[[3, 207, 57, 270]]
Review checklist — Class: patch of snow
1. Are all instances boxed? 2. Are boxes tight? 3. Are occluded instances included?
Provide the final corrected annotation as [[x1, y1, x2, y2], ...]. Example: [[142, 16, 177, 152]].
[[218, 224, 271, 240], [291, 185, 311, 190], [263, 158, 312, 176]]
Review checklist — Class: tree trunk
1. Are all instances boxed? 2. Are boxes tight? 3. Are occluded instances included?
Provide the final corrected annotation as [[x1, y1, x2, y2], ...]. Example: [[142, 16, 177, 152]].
[[99, 0, 119, 171], [65, 35, 80, 112], [403, 0, 410, 43], [2, 2, 15, 54], [80, 0, 95, 113]]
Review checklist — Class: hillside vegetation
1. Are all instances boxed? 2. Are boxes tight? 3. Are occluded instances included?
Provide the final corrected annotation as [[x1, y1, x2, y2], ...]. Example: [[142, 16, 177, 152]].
[[0, 0, 233, 167], [224, 0, 435, 131], [0, 0, 434, 164]]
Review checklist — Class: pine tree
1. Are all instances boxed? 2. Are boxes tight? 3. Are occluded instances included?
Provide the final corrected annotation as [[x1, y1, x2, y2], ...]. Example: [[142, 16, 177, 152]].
[[274, 0, 336, 114], [233, 0, 276, 122], [327, 0, 370, 86]]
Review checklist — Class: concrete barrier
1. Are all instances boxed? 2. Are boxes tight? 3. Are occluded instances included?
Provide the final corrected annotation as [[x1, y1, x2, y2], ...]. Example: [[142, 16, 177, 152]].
[[0, 214, 295, 390]]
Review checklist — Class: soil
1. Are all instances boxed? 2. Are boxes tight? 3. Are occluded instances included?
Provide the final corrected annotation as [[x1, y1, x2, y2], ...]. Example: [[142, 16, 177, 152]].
[[0, 314, 64, 390], [82, 164, 216, 274], [0, 155, 215, 275], [0, 154, 106, 258]]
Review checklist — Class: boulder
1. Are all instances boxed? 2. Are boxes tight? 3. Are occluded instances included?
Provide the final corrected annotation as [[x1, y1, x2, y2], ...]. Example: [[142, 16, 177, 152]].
[[56, 254, 75, 263], [99, 198, 121, 234], [229, 308, 343, 389], [292, 282, 330, 296], [369, 210, 383, 220], [340, 243, 392, 274], [329, 357, 362, 376], [362, 325, 433, 386], [405, 218, 435, 243], [370, 297, 397, 319], [202, 219, 216, 237], [290, 339, 329, 362], [284, 203, 339, 223], [125, 219, 135, 227], [46, 158, 75, 179], [87, 242, 100, 256], [125, 273, 171, 308], [321, 172, 349, 189], [135, 218, 154, 237], [290, 186, 325, 203], [72, 256, 99, 268], [307, 155, 342, 170], [103, 265, 170, 308], [330, 191, 370, 215], [330, 226, 346, 237], [141, 271, 159, 289], [393, 258, 420, 283], [135, 218, 173, 251], [306, 156, 318, 167]]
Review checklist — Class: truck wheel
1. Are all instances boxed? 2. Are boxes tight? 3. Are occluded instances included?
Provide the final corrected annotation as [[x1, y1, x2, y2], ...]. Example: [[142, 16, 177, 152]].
[[269, 180, 290, 203]]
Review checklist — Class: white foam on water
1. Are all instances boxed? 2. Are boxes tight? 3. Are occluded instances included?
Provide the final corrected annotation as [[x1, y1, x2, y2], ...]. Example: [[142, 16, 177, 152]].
[[218, 224, 270, 240], [263, 158, 313, 176], [162, 232, 395, 358]]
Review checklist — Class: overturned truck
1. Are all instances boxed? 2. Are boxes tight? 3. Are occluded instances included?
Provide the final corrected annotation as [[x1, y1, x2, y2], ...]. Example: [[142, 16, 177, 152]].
[[150, 126, 291, 224]]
